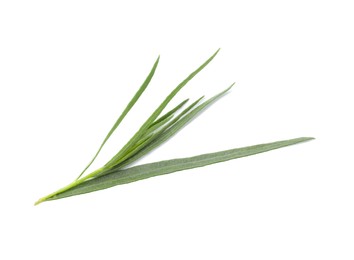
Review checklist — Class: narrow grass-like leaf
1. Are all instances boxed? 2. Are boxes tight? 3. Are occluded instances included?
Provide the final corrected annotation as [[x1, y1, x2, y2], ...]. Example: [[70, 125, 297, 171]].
[[104, 49, 220, 168], [76, 56, 160, 179], [46, 137, 314, 201]]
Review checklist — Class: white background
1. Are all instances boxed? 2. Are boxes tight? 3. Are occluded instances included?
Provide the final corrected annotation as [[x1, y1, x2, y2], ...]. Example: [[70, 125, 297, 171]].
[[1, 1, 353, 259]]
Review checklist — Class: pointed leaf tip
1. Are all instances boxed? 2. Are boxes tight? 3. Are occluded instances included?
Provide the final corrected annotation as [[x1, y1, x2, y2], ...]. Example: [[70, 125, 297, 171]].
[[210, 48, 221, 59], [228, 82, 235, 90], [302, 137, 315, 141]]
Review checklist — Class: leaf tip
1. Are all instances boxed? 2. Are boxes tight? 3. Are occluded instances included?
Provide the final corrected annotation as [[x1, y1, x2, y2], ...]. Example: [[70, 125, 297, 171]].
[[211, 48, 221, 59], [292, 137, 315, 145], [303, 137, 315, 141], [223, 82, 235, 93], [155, 55, 160, 65]]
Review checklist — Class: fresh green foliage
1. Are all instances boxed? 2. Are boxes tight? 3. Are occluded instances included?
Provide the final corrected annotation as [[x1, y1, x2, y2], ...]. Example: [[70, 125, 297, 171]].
[[35, 50, 313, 205]]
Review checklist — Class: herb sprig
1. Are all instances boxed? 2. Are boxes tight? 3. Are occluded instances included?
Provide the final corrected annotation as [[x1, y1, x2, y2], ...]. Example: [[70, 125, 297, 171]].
[[35, 50, 313, 205]]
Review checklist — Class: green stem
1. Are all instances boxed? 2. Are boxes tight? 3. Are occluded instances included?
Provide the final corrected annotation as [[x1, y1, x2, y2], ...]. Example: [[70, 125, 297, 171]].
[[34, 167, 104, 205]]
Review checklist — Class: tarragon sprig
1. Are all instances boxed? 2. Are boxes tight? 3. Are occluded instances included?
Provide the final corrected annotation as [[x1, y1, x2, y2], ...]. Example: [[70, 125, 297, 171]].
[[35, 50, 313, 205]]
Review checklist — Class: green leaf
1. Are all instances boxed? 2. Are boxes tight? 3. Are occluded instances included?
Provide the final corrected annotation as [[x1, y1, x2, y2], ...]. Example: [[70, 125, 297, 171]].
[[76, 56, 160, 179], [46, 137, 314, 201]]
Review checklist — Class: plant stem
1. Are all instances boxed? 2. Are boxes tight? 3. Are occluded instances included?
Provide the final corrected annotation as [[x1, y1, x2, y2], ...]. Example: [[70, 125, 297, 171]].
[[34, 167, 104, 205]]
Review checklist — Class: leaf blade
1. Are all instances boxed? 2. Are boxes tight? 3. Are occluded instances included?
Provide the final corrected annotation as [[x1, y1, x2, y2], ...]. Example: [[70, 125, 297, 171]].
[[47, 137, 314, 201], [76, 56, 160, 179]]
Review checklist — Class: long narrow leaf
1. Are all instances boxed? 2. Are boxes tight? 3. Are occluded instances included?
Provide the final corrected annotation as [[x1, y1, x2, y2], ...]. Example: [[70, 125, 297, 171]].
[[76, 56, 160, 179], [47, 137, 314, 201]]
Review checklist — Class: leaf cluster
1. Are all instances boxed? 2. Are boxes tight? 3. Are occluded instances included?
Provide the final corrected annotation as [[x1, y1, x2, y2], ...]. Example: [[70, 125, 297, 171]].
[[35, 50, 313, 205]]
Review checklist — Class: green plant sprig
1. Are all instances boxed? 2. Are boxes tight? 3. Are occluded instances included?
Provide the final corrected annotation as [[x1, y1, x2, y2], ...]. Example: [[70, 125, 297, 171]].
[[35, 50, 313, 205]]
